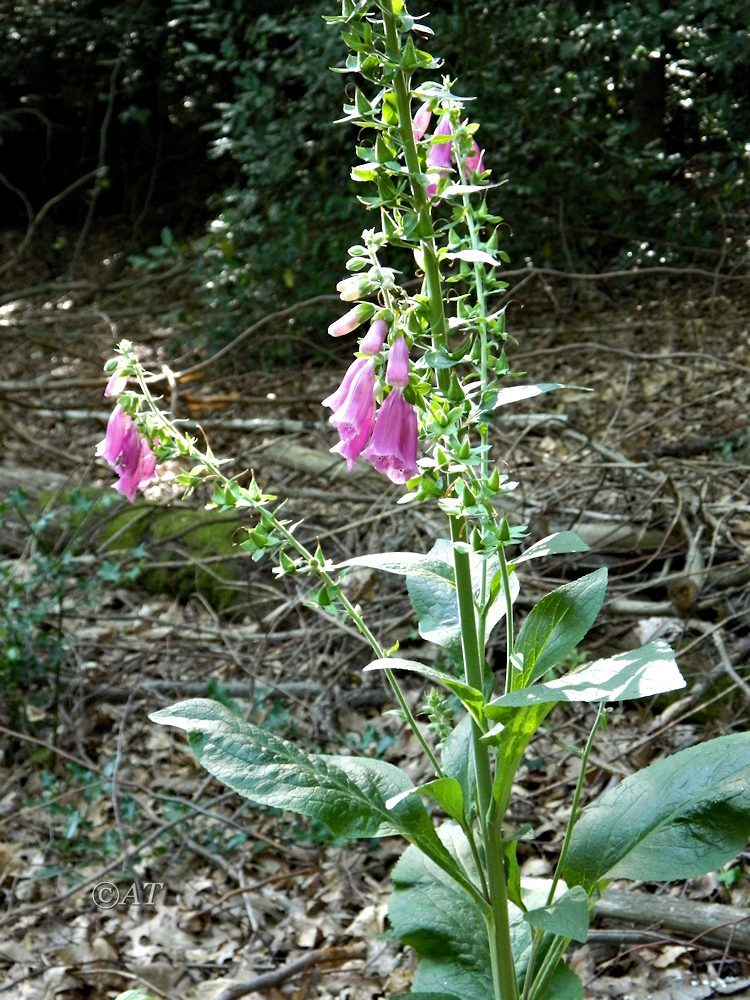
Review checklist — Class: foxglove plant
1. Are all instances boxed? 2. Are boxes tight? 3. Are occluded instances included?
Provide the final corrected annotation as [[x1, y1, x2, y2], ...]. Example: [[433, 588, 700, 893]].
[[98, 3, 750, 998]]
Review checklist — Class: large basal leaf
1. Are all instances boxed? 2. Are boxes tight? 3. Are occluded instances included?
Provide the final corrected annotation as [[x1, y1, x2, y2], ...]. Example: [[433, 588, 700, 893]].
[[389, 823, 531, 999], [492, 640, 684, 708], [563, 733, 750, 890], [335, 550, 453, 583], [537, 963, 584, 1000], [150, 699, 459, 880], [514, 568, 608, 684]]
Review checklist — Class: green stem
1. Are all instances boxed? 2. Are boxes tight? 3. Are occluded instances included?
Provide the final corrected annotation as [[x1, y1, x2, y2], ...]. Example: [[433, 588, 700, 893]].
[[451, 516, 518, 1000], [522, 707, 602, 1000]]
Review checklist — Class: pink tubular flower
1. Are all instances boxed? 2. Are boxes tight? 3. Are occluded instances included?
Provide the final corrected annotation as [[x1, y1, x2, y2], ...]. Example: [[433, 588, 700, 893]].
[[386, 336, 410, 388], [326, 358, 376, 470], [465, 139, 485, 176], [361, 389, 419, 485], [412, 101, 432, 141], [96, 406, 157, 502], [359, 318, 388, 356], [426, 114, 453, 198], [104, 370, 128, 398], [327, 303, 374, 338]]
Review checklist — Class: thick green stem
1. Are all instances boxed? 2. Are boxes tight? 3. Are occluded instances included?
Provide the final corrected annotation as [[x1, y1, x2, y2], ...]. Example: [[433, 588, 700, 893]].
[[451, 516, 518, 1000]]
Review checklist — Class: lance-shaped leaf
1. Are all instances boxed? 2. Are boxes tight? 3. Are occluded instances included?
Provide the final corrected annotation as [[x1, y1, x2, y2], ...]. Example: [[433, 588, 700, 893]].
[[514, 568, 608, 684], [335, 550, 453, 583], [387, 777, 465, 824], [491, 640, 683, 708], [150, 699, 464, 885], [564, 732, 750, 891], [523, 886, 590, 943], [493, 383, 587, 409], [390, 823, 531, 998], [365, 657, 485, 723], [512, 531, 589, 566]]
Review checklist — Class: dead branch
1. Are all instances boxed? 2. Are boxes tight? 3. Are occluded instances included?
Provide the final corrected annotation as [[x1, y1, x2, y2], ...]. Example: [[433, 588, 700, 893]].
[[596, 889, 750, 953], [212, 945, 367, 1000]]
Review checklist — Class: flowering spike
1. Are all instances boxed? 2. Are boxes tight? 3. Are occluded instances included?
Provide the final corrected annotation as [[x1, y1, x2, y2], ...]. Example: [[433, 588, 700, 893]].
[[361, 389, 419, 485], [412, 101, 432, 141], [386, 336, 410, 388], [327, 358, 376, 469], [327, 303, 374, 338]]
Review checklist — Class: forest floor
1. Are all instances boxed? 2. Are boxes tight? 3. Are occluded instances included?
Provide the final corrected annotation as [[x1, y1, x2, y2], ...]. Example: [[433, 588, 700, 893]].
[[1, 232, 749, 1000]]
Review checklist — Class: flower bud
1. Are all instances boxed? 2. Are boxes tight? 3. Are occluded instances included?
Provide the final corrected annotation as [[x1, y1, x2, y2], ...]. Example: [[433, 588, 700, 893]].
[[412, 101, 432, 141], [385, 336, 410, 388], [336, 274, 376, 302], [327, 303, 375, 338], [359, 318, 388, 356]]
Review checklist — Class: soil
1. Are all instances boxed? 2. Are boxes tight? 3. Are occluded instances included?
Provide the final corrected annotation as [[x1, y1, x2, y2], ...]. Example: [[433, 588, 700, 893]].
[[1, 234, 749, 1000]]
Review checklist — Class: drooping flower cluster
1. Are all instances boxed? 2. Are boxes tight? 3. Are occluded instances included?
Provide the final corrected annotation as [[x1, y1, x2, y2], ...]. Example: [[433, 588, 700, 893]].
[[323, 316, 418, 485], [96, 405, 157, 502]]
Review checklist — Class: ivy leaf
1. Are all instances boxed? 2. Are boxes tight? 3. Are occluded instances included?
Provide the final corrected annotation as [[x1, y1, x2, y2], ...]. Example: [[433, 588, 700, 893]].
[[564, 733, 750, 890]]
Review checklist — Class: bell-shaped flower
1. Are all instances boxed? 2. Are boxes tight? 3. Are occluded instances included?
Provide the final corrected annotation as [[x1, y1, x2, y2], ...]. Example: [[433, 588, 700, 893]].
[[104, 370, 128, 398], [385, 336, 410, 388], [465, 139, 486, 176], [96, 406, 157, 502], [425, 114, 453, 198], [326, 358, 376, 470], [359, 318, 388, 356], [412, 101, 432, 141], [327, 303, 375, 338], [362, 388, 419, 485]]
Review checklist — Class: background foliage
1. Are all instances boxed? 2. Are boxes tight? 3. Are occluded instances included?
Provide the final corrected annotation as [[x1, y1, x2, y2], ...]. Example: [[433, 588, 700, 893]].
[[2, 0, 748, 316]]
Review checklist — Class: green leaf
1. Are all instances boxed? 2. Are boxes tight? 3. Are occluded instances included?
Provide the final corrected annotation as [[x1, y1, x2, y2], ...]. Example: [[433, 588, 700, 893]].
[[441, 715, 475, 813], [523, 886, 590, 943], [535, 963, 585, 1000], [150, 699, 460, 880], [493, 383, 585, 408], [406, 539, 517, 653], [513, 531, 589, 566], [444, 248, 502, 267], [492, 640, 684, 707], [387, 777, 465, 824], [336, 550, 453, 584], [514, 568, 608, 683], [390, 823, 531, 998], [564, 733, 750, 890], [364, 658, 485, 723]]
